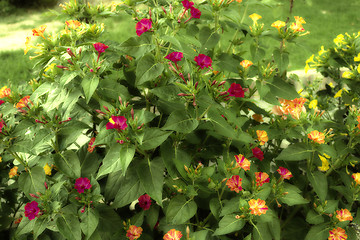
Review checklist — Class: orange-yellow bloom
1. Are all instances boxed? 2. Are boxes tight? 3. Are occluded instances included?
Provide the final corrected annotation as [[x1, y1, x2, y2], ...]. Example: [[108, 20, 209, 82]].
[[249, 13, 262, 23], [248, 199, 268, 216], [65, 20, 82, 30], [277, 167, 293, 180], [0, 86, 11, 98], [126, 225, 143, 240], [32, 25, 47, 38], [352, 173, 360, 185], [273, 98, 307, 120], [328, 227, 347, 240], [16, 96, 31, 109], [290, 22, 305, 33], [256, 130, 268, 145], [240, 60, 253, 69], [234, 154, 250, 171], [294, 16, 306, 24], [226, 175, 243, 193], [271, 20, 286, 31], [336, 209, 353, 222], [255, 172, 270, 186], [9, 166, 18, 178], [318, 154, 330, 172], [308, 130, 325, 144], [44, 163, 52, 176], [163, 229, 183, 240], [24, 37, 32, 55]]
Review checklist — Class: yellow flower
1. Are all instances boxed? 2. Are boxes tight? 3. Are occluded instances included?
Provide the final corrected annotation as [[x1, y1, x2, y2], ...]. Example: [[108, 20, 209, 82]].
[[309, 99, 318, 109], [354, 53, 360, 62], [336, 209, 353, 222], [248, 199, 268, 216], [0, 156, 2, 162], [294, 16, 306, 24], [249, 13, 262, 23], [305, 55, 315, 73], [318, 154, 330, 172], [308, 130, 325, 144], [334, 34, 345, 46], [290, 22, 304, 33], [334, 89, 343, 98], [240, 60, 253, 69], [328, 82, 335, 88], [352, 173, 360, 185], [271, 20, 286, 31], [357, 65, 360, 74], [44, 163, 52, 176], [318, 46, 327, 56], [342, 71, 353, 79], [328, 227, 347, 240], [65, 20, 82, 30], [0, 86, 11, 98], [32, 25, 47, 39], [9, 166, 18, 178], [256, 130, 268, 145], [24, 37, 32, 55]]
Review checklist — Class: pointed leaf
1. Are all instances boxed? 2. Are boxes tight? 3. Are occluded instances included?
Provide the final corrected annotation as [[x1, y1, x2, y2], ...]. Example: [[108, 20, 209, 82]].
[[308, 171, 328, 202], [276, 143, 313, 161], [213, 214, 245, 236], [136, 54, 164, 86], [56, 213, 81, 240], [54, 150, 81, 179], [166, 195, 197, 225], [18, 166, 46, 199], [80, 208, 99, 239]]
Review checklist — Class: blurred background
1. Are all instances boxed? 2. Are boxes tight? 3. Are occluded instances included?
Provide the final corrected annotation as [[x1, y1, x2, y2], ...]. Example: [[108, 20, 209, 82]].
[[0, 0, 359, 86]]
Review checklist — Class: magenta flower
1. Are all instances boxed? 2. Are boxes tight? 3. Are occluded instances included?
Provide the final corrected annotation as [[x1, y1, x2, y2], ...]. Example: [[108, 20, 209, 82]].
[[252, 147, 264, 161], [194, 54, 212, 69], [190, 7, 201, 19], [106, 116, 128, 130], [138, 194, 152, 210], [0, 119, 4, 133], [277, 167, 293, 180], [0, 100, 4, 106], [182, 0, 194, 10], [165, 52, 183, 63], [74, 177, 92, 194], [136, 18, 152, 37], [227, 83, 245, 98], [24, 201, 40, 220], [93, 42, 109, 62]]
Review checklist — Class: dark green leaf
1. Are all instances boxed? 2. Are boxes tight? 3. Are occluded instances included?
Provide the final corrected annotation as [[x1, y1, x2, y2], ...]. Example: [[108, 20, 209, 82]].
[[308, 171, 328, 202], [81, 76, 99, 103], [162, 110, 198, 134], [306, 210, 324, 224], [139, 128, 172, 150], [80, 208, 99, 239], [136, 53, 164, 86], [213, 214, 245, 236], [276, 143, 313, 161], [56, 213, 81, 240], [166, 195, 197, 225], [54, 150, 81, 179], [18, 166, 46, 199]]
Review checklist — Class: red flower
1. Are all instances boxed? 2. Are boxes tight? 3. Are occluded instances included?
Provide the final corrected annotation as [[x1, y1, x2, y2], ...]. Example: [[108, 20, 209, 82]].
[[163, 229, 183, 240], [251, 147, 264, 161], [255, 172, 270, 186], [190, 7, 201, 19], [227, 83, 245, 98], [165, 52, 183, 63], [16, 96, 31, 109], [138, 194, 152, 210], [0, 119, 5, 133], [234, 154, 250, 171], [277, 167, 293, 180], [74, 177, 92, 194], [24, 201, 40, 220], [194, 54, 212, 69], [226, 175, 243, 193], [126, 225, 143, 240], [136, 18, 152, 37], [181, 0, 194, 10], [0, 100, 4, 106], [106, 116, 128, 130], [87, 137, 96, 153], [93, 42, 109, 62]]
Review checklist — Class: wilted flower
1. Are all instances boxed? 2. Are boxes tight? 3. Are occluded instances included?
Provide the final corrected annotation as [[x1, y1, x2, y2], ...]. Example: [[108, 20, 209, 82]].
[[74, 177, 92, 194], [87, 137, 96, 153], [352, 173, 360, 185], [227, 83, 245, 98], [234, 154, 250, 171], [32, 25, 46, 38], [165, 52, 183, 63], [255, 172, 270, 186], [24, 201, 40, 220], [93, 42, 109, 62], [252, 114, 263, 123], [126, 225, 143, 240], [248, 199, 268, 216], [252, 147, 264, 161], [65, 20, 81, 30], [16, 96, 31, 109], [277, 167, 293, 180], [336, 209, 353, 222], [0, 86, 11, 98], [135, 18, 152, 37], [44, 163, 52, 176], [226, 175, 243, 193], [240, 60, 253, 69], [138, 194, 152, 210], [106, 116, 128, 130], [163, 229, 183, 240], [308, 130, 325, 144], [328, 227, 347, 240], [256, 130, 268, 145], [9, 166, 18, 178], [194, 54, 212, 69]]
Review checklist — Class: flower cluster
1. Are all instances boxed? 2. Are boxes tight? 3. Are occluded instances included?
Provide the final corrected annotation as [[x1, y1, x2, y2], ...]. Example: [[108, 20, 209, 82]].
[[273, 97, 307, 120]]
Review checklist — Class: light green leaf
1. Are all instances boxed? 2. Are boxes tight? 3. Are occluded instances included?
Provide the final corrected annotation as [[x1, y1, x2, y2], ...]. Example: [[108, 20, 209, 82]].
[[276, 143, 313, 161], [81, 75, 99, 103], [18, 166, 46, 199], [162, 110, 198, 134], [136, 53, 164, 86], [54, 150, 81, 179]]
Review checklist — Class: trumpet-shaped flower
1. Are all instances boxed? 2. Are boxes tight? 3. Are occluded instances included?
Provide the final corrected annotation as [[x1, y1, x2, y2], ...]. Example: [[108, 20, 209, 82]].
[[248, 199, 268, 216], [65, 20, 81, 30], [240, 60, 253, 69], [271, 20, 286, 31], [309, 99, 318, 109], [255, 172, 270, 186], [163, 229, 183, 240], [138, 194, 152, 210], [165, 52, 183, 63], [334, 34, 346, 47], [24, 201, 40, 220], [249, 13, 262, 23], [16, 96, 31, 109], [226, 175, 243, 193], [190, 7, 201, 19], [126, 225, 143, 240], [352, 173, 360, 185], [87, 137, 96, 153], [294, 16, 306, 24], [252, 147, 264, 161], [342, 71, 354, 79], [32, 25, 46, 38], [235, 154, 250, 171], [194, 54, 212, 69], [181, 0, 194, 10], [328, 227, 347, 240], [0, 86, 11, 98], [318, 154, 330, 172], [256, 130, 268, 145], [9, 166, 18, 178], [336, 209, 353, 222], [277, 167, 293, 180], [227, 83, 245, 98], [308, 130, 325, 144], [106, 116, 128, 130], [135, 18, 152, 37], [74, 177, 92, 194], [93, 42, 109, 62]]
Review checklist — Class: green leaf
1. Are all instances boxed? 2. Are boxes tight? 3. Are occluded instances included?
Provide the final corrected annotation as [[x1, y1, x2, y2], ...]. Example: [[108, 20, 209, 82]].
[[136, 53, 164, 86], [273, 49, 289, 74], [33, 217, 49, 239], [57, 120, 89, 151], [145, 205, 160, 229], [56, 213, 81, 240], [323, 200, 338, 214], [192, 230, 210, 240], [81, 75, 99, 103], [253, 222, 272, 240], [119, 35, 155, 58], [306, 210, 324, 224], [54, 150, 81, 179], [18, 166, 46, 199], [279, 183, 309, 206], [213, 214, 245, 236], [162, 110, 198, 134], [16, 217, 35, 236], [139, 128, 172, 150], [137, 157, 164, 206], [276, 143, 313, 161], [166, 195, 197, 225], [308, 171, 328, 202], [267, 77, 299, 100], [209, 198, 221, 220], [199, 26, 220, 51], [304, 223, 328, 240], [97, 143, 135, 179], [60, 71, 78, 86], [80, 208, 99, 239]]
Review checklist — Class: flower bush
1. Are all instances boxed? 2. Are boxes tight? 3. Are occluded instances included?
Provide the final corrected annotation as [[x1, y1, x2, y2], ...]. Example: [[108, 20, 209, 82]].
[[1, 0, 360, 239]]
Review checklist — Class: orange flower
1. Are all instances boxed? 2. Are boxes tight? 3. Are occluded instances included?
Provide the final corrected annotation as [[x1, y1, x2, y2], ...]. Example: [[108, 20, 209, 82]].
[[163, 229, 183, 240], [271, 20, 286, 31], [290, 22, 305, 33], [336, 209, 353, 222], [14, 217, 22, 224], [126, 225, 143, 240], [9, 166, 18, 178], [273, 98, 307, 120], [252, 114, 263, 122], [16, 96, 31, 109], [226, 175, 243, 193], [32, 25, 47, 38], [352, 173, 360, 185], [256, 130, 268, 145], [87, 137, 96, 153], [328, 227, 347, 240], [294, 16, 306, 24], [255, 172, 270, 186], [277, 167, 293, 180], [65, 20, 82, 30], [24, 37, 32, 55], [308, 130, 325, 144], [240, 60, 253, 69], [0, 86, 11, 98], [248, 199, 268, 216], [235, 154, 250, 171]]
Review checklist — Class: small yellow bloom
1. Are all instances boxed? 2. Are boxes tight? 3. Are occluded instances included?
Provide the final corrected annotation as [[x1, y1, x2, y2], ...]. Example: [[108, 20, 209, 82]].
[[236, 0, 242, 2], [240, 60, 253, 69], [32, 25, 47, 39], [271, 20, 286, 31], [357, 64, 360, 74], [0, 86, 11, 98], [328, 82, 335, 88], [44, 163, 52, 176], [342, 71, 354, 79], [334, 89, 343, 98], [318, 46, 327, 56], [334, 34, 345, 46], [9, 166, 18, 178], [294, 16, 306, 24], [290, 22, 304, 33], [318, 155, 329, 171], [0, 156, 2, 162], [305, 55, 315, 73], [24, 37, 32, 55], [352, 173, 360, 185], [65, 20, 82, 30], [256, 130, 268, 145], [249, 13, 262, 23], [354, 53, 360, 62], [309, 99, 318, 109]]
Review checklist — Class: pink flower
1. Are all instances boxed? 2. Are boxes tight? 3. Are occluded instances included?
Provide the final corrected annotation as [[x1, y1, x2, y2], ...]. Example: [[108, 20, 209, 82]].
[[106, 116, 128, 130], [74, 177, 92, 194], [194, 54, 212, 69], [136, 18, 152, 37], [182, 0, 194, 10], [163, 229, 183, 240], [93, 42, 109, 62], [138, 194, 152, 210], [277, 167, 293, 180], [0, 119, 5, 133], [0, 100, 4, 106], [227, 83, 244, 98], [24, 201, 40, 220], [255, 172, 270, 186], [190, 7, 201, 19], [165, 52, 183, 63], [87, 137, 96, 153], [251, 147, 264, 161], [226, 175, 243, 193], [235, 154, 250, 171]]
